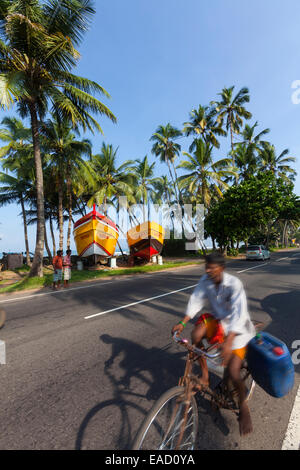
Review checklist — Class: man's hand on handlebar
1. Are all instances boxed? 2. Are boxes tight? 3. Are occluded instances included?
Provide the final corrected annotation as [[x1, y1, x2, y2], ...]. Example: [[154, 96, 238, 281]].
[[171, 316, 190, 336], [171, 323, 184, 336]]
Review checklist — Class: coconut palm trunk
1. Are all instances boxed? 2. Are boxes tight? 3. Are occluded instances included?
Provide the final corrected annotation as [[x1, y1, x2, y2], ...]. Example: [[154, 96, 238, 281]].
[[49, 214, 56, 256], [66, 171, 73, 250], [44, 223, 52, 264], [20, 195, 31, 266], [29, 103, 45, 278], [58, 177, 64, 251]]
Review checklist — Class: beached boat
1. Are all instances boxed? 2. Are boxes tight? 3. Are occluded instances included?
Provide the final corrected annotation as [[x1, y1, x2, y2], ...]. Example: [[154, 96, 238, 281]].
[[74, 206, 119, 258], [127, 221, 165, 261]]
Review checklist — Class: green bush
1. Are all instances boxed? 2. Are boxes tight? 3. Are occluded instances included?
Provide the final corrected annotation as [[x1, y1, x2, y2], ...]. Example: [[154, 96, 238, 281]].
[[227, 248, 239, 257]]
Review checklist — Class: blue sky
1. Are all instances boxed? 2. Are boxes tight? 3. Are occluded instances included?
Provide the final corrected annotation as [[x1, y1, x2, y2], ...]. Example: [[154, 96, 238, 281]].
[[1, 0, 300, 253]]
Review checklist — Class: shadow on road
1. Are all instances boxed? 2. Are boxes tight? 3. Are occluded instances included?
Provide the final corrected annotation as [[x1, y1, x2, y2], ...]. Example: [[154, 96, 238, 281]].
[[75, 334, 230, 450], [261, 289, 300, 374]]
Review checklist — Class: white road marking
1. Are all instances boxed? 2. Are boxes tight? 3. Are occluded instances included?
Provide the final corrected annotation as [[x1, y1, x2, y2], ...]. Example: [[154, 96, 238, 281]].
[[282, 385, 300, 450], [237, 263, 269, 273], [84, 284, 198, 320], [0, 282, 113, 303], [0, 277, 136, 304], [278, 257, 289, 261], [0, 264, 200, 304]]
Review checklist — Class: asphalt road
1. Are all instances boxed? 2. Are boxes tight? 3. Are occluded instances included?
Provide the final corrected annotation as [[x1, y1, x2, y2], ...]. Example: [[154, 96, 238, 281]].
[[0, 250, 299, 450]]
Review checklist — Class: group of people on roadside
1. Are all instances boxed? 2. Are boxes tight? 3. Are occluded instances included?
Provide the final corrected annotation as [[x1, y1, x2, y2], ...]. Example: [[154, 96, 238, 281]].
[[52, 250, 72, 290]]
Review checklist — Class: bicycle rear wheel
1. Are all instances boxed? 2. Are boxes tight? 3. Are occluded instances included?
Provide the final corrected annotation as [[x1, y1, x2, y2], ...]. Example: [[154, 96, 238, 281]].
[[132, 386, 198, 450]]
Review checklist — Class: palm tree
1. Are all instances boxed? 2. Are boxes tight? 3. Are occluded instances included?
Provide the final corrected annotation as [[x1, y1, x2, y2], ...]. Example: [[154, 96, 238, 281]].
[[0, 117, 33, 264], [87, 143, 135, 213], [131, 156, 160, 222], [0, 172, 32, 265], [152, 176, 174, 205], [0, 1, 116, 277], [150, 124, 182, 201], [258, 142, 296, 182], [183, 105, 226, 150], [230, 143, 258, 182], [240, 121, 270, 148], [211, 86, 252, 152], [0, 117, 32, 157], [40, 114, 92, 251], [177, 139, 237, 209]]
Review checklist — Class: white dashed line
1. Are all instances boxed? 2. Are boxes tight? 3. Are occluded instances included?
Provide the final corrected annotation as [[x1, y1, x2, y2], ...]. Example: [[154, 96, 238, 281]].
[[84, 284, 198, 320], [237, 263, 269, 273]]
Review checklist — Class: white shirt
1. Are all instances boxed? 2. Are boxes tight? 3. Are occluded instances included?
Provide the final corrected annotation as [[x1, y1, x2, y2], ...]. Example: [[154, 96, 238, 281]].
[[186, 272, 256, 349]]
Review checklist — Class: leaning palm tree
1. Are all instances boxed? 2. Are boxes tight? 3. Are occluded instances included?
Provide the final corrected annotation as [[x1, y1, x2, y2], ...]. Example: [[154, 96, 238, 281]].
[[211, 86, 252, 152], [0, 1, 116, 277], [177, 139, 237, 209], [183, 105, 226, 150], [150, 124, 182, 201], [258, 142, 296, 182]]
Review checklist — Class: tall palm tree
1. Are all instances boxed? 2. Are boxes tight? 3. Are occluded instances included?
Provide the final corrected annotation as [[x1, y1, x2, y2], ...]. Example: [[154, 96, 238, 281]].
[[87, 143, 135, 213], [258, 142, 296, 182], [230, 143, 258, 182], [240, 121, 270, 148], [211, 86, 252, 152], [0, 0, 116, 277], [131, 156, 160, 222], [0, 117, 33, 264], [177, 139, 237, 209], [0, 117, 32, 157], [0, 172, 32, 265], [183, 105, 226, 150], [150, 124, 182, 201], [40, 114, 92, 250]]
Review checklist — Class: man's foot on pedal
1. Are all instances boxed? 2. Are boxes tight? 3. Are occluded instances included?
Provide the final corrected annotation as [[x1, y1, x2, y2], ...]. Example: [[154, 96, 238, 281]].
[[239, 402, 253, 436]]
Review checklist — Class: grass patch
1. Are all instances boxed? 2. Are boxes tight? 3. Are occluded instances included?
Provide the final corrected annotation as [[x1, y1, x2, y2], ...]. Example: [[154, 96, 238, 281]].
[[14, 265, 31, 273], [0, 260, 202, 294]]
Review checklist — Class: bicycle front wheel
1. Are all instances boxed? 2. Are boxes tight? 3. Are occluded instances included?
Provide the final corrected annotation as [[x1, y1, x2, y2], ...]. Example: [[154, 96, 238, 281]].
[[132, 386, 198, 450]]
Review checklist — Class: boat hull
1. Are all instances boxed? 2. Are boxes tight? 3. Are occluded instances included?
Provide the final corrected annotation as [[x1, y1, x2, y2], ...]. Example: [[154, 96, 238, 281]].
[[74, 209, 119, 258], [127, 221, 165, 261]]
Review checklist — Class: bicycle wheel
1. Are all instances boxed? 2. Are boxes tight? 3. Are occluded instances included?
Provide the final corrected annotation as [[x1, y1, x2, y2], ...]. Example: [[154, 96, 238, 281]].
[[0, 309, 6, 330], [132, 386, 198, 450]]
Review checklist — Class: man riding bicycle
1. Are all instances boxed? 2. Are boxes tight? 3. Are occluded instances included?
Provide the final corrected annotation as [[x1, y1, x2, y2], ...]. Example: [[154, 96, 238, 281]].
[[172, 252, 256, 436]]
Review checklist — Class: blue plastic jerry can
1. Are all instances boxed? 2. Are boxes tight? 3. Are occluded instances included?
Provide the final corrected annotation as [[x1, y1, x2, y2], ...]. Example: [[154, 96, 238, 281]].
[[246, 332, 294, 398]]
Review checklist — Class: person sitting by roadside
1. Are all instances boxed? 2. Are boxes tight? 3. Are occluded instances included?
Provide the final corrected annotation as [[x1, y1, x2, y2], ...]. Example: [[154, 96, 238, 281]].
[[52, 250, 63, 290], [63, 249, 72, 288]]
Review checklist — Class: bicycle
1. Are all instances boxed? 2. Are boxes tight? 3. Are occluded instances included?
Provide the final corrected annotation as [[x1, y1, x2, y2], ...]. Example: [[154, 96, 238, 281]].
[[132, 321, 264, 450]]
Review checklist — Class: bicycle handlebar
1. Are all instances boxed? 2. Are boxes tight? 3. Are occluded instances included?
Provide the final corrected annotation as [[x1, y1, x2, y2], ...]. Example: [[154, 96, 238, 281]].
[[172, 332, 221, 359]]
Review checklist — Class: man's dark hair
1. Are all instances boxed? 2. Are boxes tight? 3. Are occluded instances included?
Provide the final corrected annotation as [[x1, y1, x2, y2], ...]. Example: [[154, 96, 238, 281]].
[[57, 250, 63, 256], [205, 252, 225, 267], [66, 249, 71, 254]]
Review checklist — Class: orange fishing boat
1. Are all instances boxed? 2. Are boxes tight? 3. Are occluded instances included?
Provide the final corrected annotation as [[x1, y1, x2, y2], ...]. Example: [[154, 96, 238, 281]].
[[74, 205, 119, 258], [127, 221, 165, 261]]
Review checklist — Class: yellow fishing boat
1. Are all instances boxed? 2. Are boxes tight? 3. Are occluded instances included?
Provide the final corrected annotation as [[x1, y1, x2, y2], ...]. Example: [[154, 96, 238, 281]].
[[74, 205, 119, 258], [127, 221, 165, 261]]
